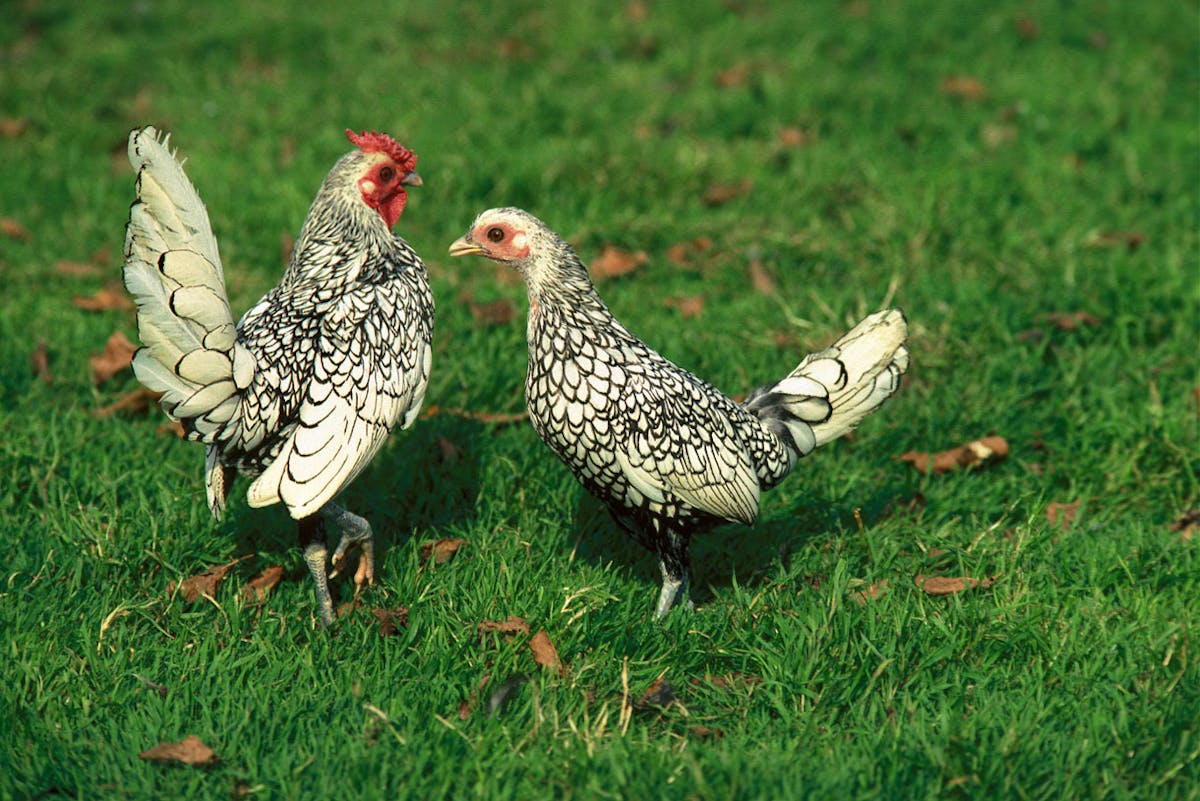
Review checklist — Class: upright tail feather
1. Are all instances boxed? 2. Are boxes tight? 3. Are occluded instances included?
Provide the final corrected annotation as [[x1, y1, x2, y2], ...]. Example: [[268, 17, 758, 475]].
[[122, 126, 255, 444], [745, 309, 909, 463]]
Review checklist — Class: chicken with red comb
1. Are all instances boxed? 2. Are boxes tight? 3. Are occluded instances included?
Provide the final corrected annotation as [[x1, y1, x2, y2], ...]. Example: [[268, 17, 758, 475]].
[[123, 126, 434, 626]]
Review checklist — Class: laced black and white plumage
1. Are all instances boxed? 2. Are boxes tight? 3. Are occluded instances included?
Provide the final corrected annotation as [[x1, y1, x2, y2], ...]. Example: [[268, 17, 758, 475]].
[[451, 207, 908, 618], [123, 127, 433, 625]]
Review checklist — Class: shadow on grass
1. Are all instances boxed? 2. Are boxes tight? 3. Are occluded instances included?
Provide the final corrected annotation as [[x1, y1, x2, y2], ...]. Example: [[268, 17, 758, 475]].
[[226, 414, 488, 577], [564, 483, 909, 607]]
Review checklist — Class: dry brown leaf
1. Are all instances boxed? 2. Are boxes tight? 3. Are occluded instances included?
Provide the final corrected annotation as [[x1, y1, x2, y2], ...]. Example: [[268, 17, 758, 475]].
[[1044, 311, 1102, 331], [748, 257, 776, 294], [421, 404, 527, 426], [716, 62, 751, 88], [90, 330, 137, 384], [777, 127, 814, 148], [0, 117, 29, 138], [497, 37, 533, 60], [664, 295, 704, 318], [371, 607, 409, 636], [940, 76, 987, 100], [1084, 230, 1145, 252], [31, 341, 52, 384], [1169, 510, 1199, 544], [1046, 500, 1082, 530], [157, 420, 186, 438], [916, 574, 998, 596], [94, 387, 162, 419], [468, 297, 516, 326], [138, 735, 217, 767], [689, 726, 725, 739], [1014, 15, 1039, 39], [277, 136, 296, 169], [529, 629, 562, 673], [169, 557, 246, 602], [625, 1, 648, 21], [900, 436, 1009, 475], [479, 615, 531, 637], [240, 565, 284, 601], [853, 580, 889, 604], [73, 283, 135, 312], [55, 259, 104, 277], [665, 236, 713, 267], [635, 677, 678, 711], [1, 217, 30, 241], [702, 178, 753, 207], [591, 245, 648, 281], [419, 537, 466, 566]]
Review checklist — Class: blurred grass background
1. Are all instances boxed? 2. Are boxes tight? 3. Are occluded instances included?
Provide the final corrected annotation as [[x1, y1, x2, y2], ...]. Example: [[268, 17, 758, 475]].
[[1, 1, 1196, 798]]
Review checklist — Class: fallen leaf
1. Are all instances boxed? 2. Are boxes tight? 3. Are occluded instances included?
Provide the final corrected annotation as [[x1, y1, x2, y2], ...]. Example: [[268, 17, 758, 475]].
[[591, 245, 648, 281], [55, 259, 103, 277], [138, 735, 216, 767], [665, 236, 713, 267], [371, 607, 409, 636], [702, 178, 753, 207], [1084, 230, 1145, 251], [1046, 500, 1082, 530], [635, 677, 678, 711], [31, 341, 52, 384], [240, 565, 284, 601], [419, 537, 465, 565], [900, 436, 1009, 475], [277, 136, 296, 169], [625, 1, 648, 22], [689, 725, 725, 739], [915, 574, 998, 596], [853, 580, 889, 604], [337, 599, 363, 619], [748, 257, 776, 294], [777, 127, 814, 148], [1169, 510, 1199, 543], [1014, 15, 1039, 39], [529, 629, 563, 673], [90, 330, 137, 384], [479, 615, 531, 637], [1044, 311, 1102, 330], [664, 295, 704, 318], [0, 117, 29, 138], [94, 387, 162, 418], [1, 217, 30, 241], [468, 297, 516, 326], [940, 76, 987, 100], [715, 61, 751, 88], [421, 404, 526, 426], [156, 420, 186, 438], [169, 557, 246, 602], [73, 284, 135, 312]]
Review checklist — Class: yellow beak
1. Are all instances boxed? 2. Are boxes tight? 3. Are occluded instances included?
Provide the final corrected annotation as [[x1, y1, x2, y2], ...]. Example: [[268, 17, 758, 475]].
[[448, 236, 487, 258]]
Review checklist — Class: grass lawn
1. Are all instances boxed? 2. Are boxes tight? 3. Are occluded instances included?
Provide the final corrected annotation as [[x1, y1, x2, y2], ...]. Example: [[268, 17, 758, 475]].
[[1, 0, 1196, 798]]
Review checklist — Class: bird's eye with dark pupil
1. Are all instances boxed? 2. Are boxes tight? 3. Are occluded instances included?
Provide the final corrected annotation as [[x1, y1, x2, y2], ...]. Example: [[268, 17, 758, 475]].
[[486, 227, 505, 243], [377, 166, 395, 183]]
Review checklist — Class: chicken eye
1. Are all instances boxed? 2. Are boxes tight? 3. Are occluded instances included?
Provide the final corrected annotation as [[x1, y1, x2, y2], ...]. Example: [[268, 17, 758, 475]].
[[486, 226, 505, 243], [378, 166, 395, 183]]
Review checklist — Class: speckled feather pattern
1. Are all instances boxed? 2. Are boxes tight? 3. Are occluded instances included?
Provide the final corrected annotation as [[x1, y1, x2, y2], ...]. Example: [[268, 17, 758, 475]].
[[454, 208, 907, 611]]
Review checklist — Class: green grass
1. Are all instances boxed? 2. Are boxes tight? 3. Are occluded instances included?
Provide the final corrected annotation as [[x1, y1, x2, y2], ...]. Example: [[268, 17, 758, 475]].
[[1, 0, 1197, 798]]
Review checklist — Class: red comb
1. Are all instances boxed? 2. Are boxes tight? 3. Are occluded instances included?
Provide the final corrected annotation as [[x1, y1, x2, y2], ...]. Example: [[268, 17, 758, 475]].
[[345, 129, 417, 171]]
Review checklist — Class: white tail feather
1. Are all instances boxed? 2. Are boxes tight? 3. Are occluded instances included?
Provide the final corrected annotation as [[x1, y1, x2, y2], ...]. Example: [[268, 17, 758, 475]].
[[746, 309, 909, 460], [122, 127, 254, 443]]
